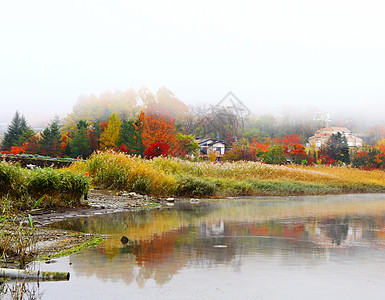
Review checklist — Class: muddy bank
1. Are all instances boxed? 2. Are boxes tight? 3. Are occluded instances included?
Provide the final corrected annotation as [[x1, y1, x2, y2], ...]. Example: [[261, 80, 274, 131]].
[[30, 189, 172, 226]]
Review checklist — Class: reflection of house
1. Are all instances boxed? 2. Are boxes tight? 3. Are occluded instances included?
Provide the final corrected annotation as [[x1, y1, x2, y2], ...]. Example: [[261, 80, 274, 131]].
[[309, 224, 363, 248], [307, 127, 363, 148], [197, 138, 227, 161]]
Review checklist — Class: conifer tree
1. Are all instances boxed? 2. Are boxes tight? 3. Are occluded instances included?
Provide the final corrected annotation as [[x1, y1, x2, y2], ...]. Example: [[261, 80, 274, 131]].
[[1, 111, 34, 151], [119, 113, 145, 155], [39, 116, 62, 157], [69, 120, 91, 158], [323, 132, 350, 164]]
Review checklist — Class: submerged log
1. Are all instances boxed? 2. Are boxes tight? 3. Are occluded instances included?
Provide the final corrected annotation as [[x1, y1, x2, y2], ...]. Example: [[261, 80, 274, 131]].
[[0, 268, 70, 281]]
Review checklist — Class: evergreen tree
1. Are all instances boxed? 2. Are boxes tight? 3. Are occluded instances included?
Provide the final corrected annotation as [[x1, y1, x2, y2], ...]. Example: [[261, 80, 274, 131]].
[[323, 132, 350, 164], [1, 111, 34, 150], [39, 116, 62, 157], [69, 120, 91, 158], [119, 116, 145, 155]]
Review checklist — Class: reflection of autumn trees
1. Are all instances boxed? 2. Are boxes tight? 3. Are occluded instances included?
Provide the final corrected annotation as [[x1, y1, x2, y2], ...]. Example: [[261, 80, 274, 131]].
[[61, 199, 385, 287], [132, 232, 179, 267]]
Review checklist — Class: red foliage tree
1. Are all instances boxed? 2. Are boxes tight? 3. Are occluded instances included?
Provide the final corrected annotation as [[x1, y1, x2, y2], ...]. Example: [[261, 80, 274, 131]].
[[24, 136, 39, 154], [144, 142, 170, 159], [99, 121, 109, 132], [281, 134, 303, 148], [10, 146, 26, 155]]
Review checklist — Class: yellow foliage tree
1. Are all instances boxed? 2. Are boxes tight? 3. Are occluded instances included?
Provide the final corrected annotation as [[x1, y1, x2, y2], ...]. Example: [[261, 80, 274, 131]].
[[100, 113, 122, 149]]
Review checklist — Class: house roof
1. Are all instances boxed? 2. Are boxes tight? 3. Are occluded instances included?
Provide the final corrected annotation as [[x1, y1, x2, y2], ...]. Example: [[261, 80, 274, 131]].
[[198, 138, 227, 146], [308, 127, 362, 144], [315, 127, 350, 134]]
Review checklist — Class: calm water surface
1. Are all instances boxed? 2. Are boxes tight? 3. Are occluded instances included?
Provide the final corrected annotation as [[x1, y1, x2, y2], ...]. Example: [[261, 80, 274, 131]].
[[5, 194, 385, 299]]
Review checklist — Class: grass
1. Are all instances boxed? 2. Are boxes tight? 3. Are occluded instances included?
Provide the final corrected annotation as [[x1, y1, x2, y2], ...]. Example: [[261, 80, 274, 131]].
[[0, 204, 36, 268], [37, 236, 104, 261], [0, 161, 90, 210], [69, 151, 385, 198]]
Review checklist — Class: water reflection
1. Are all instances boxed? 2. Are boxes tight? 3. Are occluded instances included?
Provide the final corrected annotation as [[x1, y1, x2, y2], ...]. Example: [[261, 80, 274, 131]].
[[48, 195, 385, 288]]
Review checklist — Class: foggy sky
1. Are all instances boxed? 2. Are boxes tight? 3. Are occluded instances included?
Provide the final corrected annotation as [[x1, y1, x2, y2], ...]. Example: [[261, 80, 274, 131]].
[[1, 0, 384, 125]]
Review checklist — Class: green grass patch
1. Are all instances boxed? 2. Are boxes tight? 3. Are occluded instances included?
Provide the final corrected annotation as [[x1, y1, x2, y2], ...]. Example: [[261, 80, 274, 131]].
[[0, 161, 89, 211], [38, 235, 104, 261]]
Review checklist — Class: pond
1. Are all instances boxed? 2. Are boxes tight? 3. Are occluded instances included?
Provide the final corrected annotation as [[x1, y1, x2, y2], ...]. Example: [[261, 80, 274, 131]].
[[5, 194, 385, 299]]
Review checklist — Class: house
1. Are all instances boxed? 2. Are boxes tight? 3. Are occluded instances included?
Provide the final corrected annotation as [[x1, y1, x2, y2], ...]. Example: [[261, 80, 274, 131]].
[[197, 138, 227, 161], [306, 127, 363, 150]]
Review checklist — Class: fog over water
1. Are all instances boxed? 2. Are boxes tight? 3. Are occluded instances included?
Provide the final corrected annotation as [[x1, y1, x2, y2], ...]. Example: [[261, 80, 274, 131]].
[[0, 0, 384, 125]]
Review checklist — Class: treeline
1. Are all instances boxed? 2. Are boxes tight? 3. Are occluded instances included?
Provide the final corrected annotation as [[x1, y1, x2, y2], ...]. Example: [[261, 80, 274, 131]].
[[0, 87, 196, 159], [2, 86, 385, 169]]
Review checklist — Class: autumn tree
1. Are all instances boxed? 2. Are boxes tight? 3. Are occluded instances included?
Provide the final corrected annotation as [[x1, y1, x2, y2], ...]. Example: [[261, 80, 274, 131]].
[[257, 145, 287, 164], [156, 87, 188, 120], [142, 113, 177, 149], [287, 144, 309, 164], [24, 135, 40, 154], [88, 124, 100, 153], [1, 111, 34, 151], [144, 142, 170, 159], [280, 134, 303, 148], [63, 88, 139, 132], [223, 144, 257, 162], [100, 113, 122, 149]]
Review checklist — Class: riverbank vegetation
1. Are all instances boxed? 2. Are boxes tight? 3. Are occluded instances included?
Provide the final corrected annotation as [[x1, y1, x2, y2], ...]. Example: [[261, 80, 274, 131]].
[[69, 151, 385, 198], [0, 161, 89, 210]]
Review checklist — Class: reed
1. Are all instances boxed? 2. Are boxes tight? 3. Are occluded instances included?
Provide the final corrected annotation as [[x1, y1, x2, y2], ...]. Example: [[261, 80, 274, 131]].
[[1, 200, 36, 268], [70, 152, 385, 198], [70, 150, 176, 197]]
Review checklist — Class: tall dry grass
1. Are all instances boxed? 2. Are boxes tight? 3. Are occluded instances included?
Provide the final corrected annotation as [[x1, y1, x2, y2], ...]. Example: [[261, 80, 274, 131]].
[[70, 150, 176, 197], [70, 151, 385, 198]]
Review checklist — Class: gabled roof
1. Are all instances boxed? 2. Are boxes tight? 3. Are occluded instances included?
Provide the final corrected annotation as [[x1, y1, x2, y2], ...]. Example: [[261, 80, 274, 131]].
[[308, 126, 362, 145], [198, 138, 227, 146], [315, 127, 350, 134]]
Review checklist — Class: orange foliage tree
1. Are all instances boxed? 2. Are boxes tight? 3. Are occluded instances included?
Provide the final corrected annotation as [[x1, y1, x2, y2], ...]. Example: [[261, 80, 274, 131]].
[[250, 138, 269, 152], [142, 113, 177, 150], [287, 144, 310, 164]]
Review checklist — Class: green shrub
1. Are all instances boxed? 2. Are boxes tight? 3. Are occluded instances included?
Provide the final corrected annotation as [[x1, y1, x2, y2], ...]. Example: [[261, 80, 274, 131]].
[[132, 177, 152, 194], [0, 162, 26, 197], [176, 176, 216, 197], [0, 162, 89, 210], [57, 170, 90, 206]]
